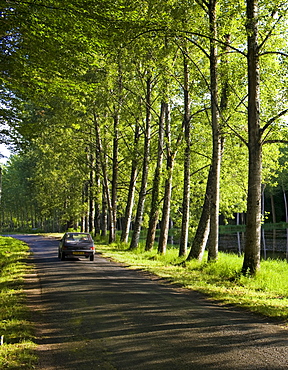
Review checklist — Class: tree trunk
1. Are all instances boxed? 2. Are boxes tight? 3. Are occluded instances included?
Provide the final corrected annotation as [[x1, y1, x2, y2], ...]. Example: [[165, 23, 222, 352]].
[[88, 186, 95, 234], [158, 103, 176, 255], [101, 182, 108, 237], [120, 123, 140, 243], [179, 50, 191, 257], [207, 0, 221, 262], [110, 61, 123, 242], [270, 194, 276, 252], [282, 187, 288, 260], [187, 167, 212, 261], [187, 10, 228, 262], [242, 0, 262, 275], [236, 213, 242, 256], [81, 180, 89, 232], [110, 113, 119, 243], [94, 112, 115, 241], [129, 74, 152, 250], [145, 101, 166, 251], [94, 151, 101, 235], [261, 186, 266, 260], [0, 166, 2, 205], [158, 157, 174, 255], [88, 152, 95, 234]]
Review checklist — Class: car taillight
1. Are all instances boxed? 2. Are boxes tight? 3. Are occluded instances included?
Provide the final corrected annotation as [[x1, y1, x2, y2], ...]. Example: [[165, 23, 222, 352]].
[[90, 246, 95, 250]]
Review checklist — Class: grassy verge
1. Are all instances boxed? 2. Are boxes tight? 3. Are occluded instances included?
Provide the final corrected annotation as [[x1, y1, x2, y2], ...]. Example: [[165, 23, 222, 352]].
[[96, 242, 288, 324], [0, 236, 37, 369]]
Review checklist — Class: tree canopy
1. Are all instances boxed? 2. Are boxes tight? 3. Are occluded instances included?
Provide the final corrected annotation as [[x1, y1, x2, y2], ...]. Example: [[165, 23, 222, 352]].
[[1, 0, 288, 274]]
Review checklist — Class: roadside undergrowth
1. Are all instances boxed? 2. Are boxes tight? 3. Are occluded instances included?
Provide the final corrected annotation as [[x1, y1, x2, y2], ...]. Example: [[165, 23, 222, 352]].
[[97, 242, 288, 324], [0, 236, 37, 369]]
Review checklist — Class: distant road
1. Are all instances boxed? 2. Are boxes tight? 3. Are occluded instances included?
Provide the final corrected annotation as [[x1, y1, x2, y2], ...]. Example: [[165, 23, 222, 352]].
[[14, 234, 288, 369]]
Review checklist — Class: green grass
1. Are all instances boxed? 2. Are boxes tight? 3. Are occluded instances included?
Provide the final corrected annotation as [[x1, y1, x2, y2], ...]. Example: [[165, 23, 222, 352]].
[[97, 242, 288, 324], [0, 237, 37, 369]]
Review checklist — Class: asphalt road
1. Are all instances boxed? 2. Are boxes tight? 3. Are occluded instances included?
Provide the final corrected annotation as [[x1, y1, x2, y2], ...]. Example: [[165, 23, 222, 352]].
[[14, 235, 288, 369]]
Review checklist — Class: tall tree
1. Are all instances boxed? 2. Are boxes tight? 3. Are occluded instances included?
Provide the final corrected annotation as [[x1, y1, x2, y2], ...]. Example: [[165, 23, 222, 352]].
[[206, 0, 222, 261], [129, 72, 152, 250], [145, 101, 165, 251], [241, 0, 262, 275], [158, 102, 182, 255], [120, 121, 140, 243], [94, 112, 116, 240], [242, 0, 288, 274], [179, 44, 191, 257]]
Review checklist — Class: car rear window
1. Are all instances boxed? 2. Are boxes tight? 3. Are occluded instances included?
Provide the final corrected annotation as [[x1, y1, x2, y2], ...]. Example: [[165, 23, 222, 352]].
[[65, 234, 92, 243]]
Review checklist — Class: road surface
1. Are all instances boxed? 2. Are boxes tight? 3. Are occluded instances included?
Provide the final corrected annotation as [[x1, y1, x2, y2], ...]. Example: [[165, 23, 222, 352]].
[[15, 235, 288, 369]]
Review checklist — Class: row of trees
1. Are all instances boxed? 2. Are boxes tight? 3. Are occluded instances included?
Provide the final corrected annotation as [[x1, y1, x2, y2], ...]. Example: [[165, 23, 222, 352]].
[[1, 0, 288, 274]]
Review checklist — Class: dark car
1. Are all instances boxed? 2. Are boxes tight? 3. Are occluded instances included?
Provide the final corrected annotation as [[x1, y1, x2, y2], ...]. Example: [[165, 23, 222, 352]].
[[58, 232, 95, 261]]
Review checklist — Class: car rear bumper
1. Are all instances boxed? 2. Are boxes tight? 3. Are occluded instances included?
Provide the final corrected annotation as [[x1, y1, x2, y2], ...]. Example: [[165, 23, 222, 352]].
[[62, 251, 95, 257]]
